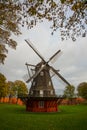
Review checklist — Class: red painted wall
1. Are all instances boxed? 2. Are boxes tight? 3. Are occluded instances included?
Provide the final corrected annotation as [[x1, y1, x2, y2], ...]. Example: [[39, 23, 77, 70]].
[[26, 100, 58, 112]]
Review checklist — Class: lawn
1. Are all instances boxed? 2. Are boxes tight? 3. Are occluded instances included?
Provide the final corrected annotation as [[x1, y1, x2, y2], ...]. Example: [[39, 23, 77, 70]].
[[0, 103, 87, 130]]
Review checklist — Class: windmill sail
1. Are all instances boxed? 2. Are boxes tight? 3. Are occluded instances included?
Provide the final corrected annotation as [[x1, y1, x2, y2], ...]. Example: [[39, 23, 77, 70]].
[[50, 66, 71, 86], [25, 39, 45, 62], [50, 50, 61, 63], [23, 74, 29, 82], [25, 39, 71, 86], [47, 50, 61, 63]]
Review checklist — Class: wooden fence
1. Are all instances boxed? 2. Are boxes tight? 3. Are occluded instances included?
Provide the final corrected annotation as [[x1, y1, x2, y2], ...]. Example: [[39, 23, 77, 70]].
[[0, 97, 85, 106], [0, 97, 24, 105], [61, 98, 86, 105]]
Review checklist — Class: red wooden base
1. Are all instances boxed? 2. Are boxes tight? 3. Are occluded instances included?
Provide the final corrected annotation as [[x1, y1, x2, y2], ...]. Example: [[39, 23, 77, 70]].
[[26, 97, 58, 112]]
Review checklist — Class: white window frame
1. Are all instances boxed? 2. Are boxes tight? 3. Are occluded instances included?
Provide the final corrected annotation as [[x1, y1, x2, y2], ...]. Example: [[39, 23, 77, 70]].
[[49, 81, 51, 86], [40, 90, 43, 97], [51, 90, 53, 95], [40, 90, 43, 95]]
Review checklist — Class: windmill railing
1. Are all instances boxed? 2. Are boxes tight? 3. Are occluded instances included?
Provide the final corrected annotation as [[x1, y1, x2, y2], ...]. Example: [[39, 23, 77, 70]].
[[29, 89, 57, 97]]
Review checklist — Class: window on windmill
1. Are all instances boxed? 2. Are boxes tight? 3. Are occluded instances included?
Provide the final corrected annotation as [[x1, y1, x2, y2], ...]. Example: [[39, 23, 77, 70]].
[[51, 90, 53, 95], [40, 90, 43, 95], [49, 81, 51, 86], [39, 101, 44, 108], [40, 71, 44, 76]]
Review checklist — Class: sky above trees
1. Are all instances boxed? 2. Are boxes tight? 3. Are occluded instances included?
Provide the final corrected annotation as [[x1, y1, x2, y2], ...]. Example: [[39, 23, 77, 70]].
[[0, 22, 87, 92]]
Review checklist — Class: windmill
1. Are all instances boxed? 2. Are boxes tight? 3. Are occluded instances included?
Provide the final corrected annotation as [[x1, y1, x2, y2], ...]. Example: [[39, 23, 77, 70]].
[[25, 39, 71, 112]]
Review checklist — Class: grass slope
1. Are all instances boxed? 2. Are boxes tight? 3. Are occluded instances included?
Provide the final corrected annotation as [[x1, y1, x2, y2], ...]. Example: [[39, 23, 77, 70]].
[[0, 104, 87, 130]]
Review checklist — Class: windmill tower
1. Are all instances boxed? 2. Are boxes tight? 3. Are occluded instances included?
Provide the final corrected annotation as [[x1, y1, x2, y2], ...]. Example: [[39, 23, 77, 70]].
[[25, 39, 71, 112]]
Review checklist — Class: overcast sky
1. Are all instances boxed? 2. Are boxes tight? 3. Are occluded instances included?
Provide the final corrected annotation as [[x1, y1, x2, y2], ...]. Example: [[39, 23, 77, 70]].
[[0, 22, 87, 92]]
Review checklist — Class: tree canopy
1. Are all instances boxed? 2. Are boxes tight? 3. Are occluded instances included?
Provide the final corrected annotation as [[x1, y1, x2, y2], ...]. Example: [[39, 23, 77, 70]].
[[24, 0, 87, 41], [0, 0, 22, 64], [77, 82, 87, 99], [63, 85, 75, 99], [0, 73, 8, 98], [14, 80, 28, 98], [7, 81, 15, 98], [0, 73, 28, 98], [0, 0, 87, 64]]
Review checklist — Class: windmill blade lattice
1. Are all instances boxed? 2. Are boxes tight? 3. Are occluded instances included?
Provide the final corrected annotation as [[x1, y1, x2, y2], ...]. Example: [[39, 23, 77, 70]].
[[23, 74, 29, 82], [25, 39, 71, 86], [25, 39, 45, 62], [50, 65, 71, 86], [47, 50, 61, 63]]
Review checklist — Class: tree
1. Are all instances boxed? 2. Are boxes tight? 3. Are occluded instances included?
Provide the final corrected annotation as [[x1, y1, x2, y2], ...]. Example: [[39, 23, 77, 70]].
[[13, 80, 28, 98], [23, 0, 87, 41], [63, 85, 75, 99], [0, 73, 8, 99], [0, 0, 87, 64], [7, 81, 15, 102], [77, 82, 87, 99], [0, 0, 21, 64]]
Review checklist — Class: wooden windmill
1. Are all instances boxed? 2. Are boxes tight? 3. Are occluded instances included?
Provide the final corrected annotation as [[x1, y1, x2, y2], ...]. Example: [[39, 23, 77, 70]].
[[25, 39, 71, 112]]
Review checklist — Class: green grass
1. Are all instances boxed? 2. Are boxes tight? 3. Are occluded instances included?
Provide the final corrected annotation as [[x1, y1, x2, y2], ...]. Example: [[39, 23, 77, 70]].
[[0, 104, 87, 130]]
